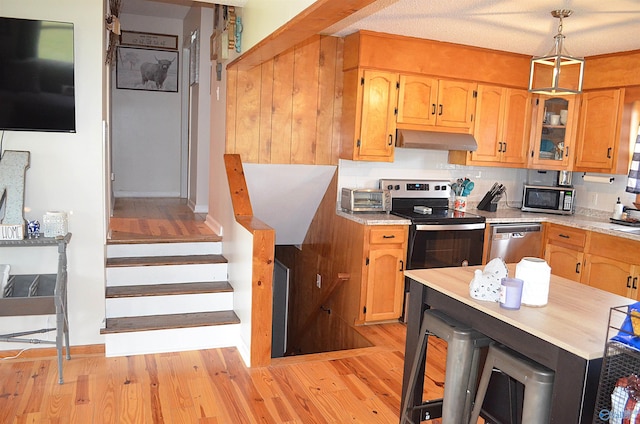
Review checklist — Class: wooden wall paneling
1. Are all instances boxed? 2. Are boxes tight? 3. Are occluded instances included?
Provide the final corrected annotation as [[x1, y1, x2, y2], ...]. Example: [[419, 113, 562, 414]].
[[259, 60, 275, 163], [316, 36, 340, 165], [235, 66, 262, 162], [330, 38, 344, 165], [292, 36, 321, 164], [225, 67, 238, 154], [271, 49, 295, 164], [583, 50, 640, 90]]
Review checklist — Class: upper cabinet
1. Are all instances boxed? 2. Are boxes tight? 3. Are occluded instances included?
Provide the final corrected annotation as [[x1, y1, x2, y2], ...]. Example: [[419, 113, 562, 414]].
[[528, 95, 578, 170], [449, 84, 531, 167], [574, 88, 628, 174], [397, 75, 477, 133], [340, 69, 399, 162]]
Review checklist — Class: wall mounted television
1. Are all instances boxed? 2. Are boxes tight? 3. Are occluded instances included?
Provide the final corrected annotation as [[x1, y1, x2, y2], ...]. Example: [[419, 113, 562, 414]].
[[0, 17, 76, 133]]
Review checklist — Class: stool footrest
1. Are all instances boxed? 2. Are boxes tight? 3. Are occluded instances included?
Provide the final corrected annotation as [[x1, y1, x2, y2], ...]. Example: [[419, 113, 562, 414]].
[[402, 398, 443, 424]]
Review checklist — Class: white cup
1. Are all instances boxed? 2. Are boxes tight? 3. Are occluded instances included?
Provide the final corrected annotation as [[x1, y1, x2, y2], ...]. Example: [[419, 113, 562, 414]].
[[549, 114, 561, 125], [559, 110, 568, 125]]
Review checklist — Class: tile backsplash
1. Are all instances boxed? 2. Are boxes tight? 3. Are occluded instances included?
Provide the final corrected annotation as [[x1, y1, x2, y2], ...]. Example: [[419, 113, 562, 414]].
[[337, 147, 635, 214]]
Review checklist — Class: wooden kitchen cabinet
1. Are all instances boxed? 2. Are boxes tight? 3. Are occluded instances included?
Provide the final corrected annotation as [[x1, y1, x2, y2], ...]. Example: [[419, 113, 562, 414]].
[[340, 68, 399, 162], [449, 84, 531, 167], [529, 95, 578, 170], [361, 225, 408, 323], [544, 224, 587, 282], [574, 88, 628, 174], [397, 75, 477, 133], [582, 232, 640, 299]]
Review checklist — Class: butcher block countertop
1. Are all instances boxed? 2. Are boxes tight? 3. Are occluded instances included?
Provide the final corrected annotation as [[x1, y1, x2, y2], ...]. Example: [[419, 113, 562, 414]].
[[405, 264, 633, 360]]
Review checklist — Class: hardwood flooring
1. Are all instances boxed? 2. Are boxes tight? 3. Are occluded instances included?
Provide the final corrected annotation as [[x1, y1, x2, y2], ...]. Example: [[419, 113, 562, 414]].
[[109, 197, 219, 244], [18, 198, 448, 423], [0, 323, 448, 423]]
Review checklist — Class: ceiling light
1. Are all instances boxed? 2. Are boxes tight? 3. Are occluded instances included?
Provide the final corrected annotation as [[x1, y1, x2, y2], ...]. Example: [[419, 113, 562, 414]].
[[529, 9, 584, 95]]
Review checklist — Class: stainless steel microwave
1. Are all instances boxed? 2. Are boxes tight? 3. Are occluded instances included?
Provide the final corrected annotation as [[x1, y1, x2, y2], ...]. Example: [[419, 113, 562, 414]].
[[521, 185, 575, 215], [341, 188, 391, 213]]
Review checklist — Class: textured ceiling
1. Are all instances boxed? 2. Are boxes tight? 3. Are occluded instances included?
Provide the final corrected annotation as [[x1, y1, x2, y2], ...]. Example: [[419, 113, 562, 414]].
[[121, 0, 640, 58], [324, 0, 640, 57]]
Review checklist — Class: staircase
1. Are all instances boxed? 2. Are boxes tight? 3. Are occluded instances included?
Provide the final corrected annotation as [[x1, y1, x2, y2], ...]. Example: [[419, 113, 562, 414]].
[[101, 238, 240, 357]]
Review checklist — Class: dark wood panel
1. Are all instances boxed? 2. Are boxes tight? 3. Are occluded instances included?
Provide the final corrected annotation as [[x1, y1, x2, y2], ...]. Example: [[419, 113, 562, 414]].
[[105, 281, 233, 298], [105, 254, 226, 268], [100, 310, 240, 334]]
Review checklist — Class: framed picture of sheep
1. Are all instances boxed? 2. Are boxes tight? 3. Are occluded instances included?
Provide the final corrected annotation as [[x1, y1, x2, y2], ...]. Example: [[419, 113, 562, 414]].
[[116, 46, 178, 92]]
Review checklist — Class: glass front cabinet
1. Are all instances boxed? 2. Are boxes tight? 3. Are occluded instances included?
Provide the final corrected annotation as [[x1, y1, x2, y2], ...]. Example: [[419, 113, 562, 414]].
[[529, 95, 578, 170]]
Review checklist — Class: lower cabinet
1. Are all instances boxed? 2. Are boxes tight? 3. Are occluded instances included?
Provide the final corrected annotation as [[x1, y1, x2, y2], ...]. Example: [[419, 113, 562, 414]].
[[544, 224, 587, 282], [582, 232, 640, 299], [544, 226, 640, 298], [361, 225, 408, 323]]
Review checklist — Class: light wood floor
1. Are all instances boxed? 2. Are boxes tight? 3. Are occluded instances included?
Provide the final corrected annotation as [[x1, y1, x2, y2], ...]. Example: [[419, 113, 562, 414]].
[[0, 198, 448, 422], [0, 323, 447, 423], [109, 197, 219, 244]]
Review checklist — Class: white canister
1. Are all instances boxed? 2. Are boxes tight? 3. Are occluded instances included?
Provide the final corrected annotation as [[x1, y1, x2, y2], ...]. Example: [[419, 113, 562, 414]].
[[515, 257, 551, 307], [43, 211, 68, 237]]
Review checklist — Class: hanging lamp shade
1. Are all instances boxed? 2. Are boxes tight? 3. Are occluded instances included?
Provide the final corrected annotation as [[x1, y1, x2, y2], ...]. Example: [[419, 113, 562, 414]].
[[529, 9, 584, 95]]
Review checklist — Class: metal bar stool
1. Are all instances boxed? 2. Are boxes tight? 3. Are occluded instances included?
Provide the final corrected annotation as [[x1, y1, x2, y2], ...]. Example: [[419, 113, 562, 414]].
[[468, 343, 555, 424], [401, 309, 492, 424]]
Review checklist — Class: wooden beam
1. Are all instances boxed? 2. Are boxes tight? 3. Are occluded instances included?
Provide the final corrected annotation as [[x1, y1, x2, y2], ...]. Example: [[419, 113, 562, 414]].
[[228, 0, 376, 70], [224, 154, 253, 216]]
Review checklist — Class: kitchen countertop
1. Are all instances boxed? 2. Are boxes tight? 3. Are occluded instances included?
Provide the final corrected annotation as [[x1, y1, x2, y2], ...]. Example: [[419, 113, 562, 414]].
[[337, 205, 640, 242]]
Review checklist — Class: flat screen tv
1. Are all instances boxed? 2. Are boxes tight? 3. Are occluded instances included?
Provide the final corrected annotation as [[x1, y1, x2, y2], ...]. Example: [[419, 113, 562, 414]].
[[0, 17, 76, 133]]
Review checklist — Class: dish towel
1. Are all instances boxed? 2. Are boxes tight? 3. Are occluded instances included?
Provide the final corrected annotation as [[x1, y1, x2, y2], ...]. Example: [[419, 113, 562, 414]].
[[627, 131, 640, 194]]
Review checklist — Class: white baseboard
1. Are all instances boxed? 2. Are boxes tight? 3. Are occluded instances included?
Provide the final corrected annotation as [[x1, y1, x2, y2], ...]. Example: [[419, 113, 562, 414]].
[[205, 215, 223, 236], [114, 191, 181, 197]]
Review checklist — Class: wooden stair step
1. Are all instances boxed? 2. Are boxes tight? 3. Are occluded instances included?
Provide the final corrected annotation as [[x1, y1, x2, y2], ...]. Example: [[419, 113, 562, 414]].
[[106, 281, 233, 298], [106, 254, 227, 268], [107, 234, 222, 245], [100, 310, 240, 334]]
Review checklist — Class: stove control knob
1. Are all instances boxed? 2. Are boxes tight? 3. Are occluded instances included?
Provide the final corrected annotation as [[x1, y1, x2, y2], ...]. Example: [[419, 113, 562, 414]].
[[387, 185, 393, 190], [435, 186, 441, 190], [440, 185, 447, 190], [394, 185, 400, 190]]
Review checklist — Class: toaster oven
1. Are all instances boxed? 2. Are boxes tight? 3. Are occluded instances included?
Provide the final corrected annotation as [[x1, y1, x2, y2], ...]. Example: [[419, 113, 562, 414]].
[[341, 188, 391, 213]]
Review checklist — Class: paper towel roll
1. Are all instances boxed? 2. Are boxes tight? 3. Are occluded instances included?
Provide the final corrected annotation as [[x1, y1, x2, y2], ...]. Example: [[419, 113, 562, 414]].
[[515, 257, 551, 307], [582, 174, 614, 184]]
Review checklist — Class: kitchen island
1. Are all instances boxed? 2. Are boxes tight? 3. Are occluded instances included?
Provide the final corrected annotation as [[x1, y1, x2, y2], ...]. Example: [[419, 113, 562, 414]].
[[402, 265, 633, 423]]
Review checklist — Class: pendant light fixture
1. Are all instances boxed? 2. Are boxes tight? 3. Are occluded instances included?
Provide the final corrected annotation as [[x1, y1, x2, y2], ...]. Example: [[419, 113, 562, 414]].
[[529, 9, 584, 95]]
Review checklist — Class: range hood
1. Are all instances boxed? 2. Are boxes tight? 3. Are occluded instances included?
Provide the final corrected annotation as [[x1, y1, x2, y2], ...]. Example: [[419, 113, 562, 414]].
[[396, 129, 478, 151]]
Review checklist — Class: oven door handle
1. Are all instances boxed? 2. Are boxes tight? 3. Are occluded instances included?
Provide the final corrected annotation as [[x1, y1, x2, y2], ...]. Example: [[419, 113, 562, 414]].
[[414, 223, 486, 231]]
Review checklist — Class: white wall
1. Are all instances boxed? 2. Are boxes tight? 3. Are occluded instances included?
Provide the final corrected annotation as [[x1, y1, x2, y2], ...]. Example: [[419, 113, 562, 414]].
[[183, 7, 213, 213], [111, 14, 184, 197], [0, 0, 106, 349], [241, 0, 316, 51]]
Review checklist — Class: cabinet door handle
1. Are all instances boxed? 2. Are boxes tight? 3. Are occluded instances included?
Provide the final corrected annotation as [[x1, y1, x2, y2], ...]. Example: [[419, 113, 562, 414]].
[[382, 234, 396, 239], [431, 104, 436, 115], [438, 104, 443, 116], [565, 146, 569, 157], [627, 276, 632, 289], [503, 142, 507, 153], [559, 234, 570, 239], [575, 262, 581, 274], [399, 260, 404, 272], [607, 147, 612, 159], [634, 277, 638, 290], [498, 142, 503, 153], [388, 134, 393, 146]]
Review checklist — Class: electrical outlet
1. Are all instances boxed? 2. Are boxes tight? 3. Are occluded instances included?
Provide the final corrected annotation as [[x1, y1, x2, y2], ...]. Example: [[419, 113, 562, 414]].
[[316, 274, 322, 289]]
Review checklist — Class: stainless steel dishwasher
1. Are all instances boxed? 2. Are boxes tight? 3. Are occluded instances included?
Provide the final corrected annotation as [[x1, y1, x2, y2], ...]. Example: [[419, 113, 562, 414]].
[[488, 223, 543, 263]]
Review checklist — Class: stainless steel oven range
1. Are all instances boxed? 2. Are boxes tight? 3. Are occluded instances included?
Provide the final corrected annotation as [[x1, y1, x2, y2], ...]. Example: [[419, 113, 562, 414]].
[[380, 179, 486, 318]]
